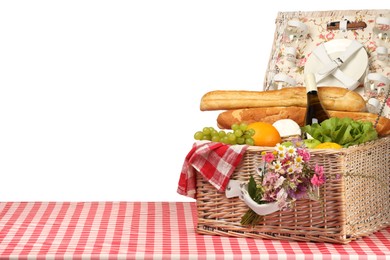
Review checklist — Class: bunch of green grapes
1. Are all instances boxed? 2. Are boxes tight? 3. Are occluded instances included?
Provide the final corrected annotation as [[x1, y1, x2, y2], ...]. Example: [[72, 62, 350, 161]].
[[193, 123, 255, 145]]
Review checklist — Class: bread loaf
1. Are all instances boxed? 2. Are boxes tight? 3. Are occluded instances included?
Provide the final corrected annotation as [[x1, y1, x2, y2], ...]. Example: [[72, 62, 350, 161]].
[[217, 107, 390, 136], [217, 106, 306, 128], [200, 87, 367, 112]]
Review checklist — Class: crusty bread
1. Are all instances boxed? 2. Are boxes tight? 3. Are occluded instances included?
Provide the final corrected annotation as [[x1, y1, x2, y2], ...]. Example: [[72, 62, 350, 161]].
[[217, 106, 306, 129], [201, 87, 367, 112], [217, 107, 390, 136]]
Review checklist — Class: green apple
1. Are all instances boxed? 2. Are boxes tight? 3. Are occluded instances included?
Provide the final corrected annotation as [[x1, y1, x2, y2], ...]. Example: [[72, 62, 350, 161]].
[[303, 138, 321, 149]]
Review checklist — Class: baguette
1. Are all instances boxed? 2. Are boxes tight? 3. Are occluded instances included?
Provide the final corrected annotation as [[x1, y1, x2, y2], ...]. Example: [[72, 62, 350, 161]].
[[200, 87, 367, 112], [217, 107, 390, 136]]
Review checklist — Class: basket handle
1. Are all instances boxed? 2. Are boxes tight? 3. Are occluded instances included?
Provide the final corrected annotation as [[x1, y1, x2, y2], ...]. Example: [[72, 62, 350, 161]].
[[226, 180, 280, 216]]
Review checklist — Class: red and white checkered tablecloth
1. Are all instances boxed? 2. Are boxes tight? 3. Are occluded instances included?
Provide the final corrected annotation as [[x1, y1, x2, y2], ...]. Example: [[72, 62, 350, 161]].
[[0, 202, 389, 259]]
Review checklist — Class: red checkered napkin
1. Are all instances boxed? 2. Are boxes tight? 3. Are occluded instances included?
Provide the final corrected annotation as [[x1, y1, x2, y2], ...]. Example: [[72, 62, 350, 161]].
[[177, 141, 248, 199]]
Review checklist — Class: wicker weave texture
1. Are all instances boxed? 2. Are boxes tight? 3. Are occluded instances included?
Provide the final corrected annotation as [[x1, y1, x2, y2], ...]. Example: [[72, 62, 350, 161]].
[[196, 136, 390, 244]]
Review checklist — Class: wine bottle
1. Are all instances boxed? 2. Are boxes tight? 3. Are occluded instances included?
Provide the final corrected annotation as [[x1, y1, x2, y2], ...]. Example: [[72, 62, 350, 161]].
[[304, 73, 330, 126]]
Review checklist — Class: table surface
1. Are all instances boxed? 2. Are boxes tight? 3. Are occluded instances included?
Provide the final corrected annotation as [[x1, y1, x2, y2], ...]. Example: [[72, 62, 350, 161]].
[[0, 202, 389, 259]]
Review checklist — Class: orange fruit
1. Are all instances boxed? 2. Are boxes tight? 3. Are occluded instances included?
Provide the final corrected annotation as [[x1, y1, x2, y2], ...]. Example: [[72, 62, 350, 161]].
[[247, 122, 282, 147]]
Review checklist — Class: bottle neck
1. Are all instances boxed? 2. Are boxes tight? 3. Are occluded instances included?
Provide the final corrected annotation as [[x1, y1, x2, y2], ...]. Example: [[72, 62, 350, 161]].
[[306, 83, 318, 93], [307, 90, 318, 95], [305, 73, 318, 93]]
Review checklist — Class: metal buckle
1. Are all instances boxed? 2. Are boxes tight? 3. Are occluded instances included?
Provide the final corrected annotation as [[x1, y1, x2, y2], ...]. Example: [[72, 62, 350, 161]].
[[333, 57, 344, 67]]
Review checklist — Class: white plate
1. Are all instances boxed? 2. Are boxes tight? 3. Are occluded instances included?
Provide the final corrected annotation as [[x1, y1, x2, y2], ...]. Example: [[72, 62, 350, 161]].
[[304, 39, 368, 88]]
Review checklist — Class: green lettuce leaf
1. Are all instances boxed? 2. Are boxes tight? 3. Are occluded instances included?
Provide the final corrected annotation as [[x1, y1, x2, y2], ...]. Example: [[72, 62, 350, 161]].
[[302, 117, 378, 148]]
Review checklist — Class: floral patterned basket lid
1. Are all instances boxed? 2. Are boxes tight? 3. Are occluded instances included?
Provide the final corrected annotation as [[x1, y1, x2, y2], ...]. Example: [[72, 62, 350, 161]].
[[263, 9, 390, 119]]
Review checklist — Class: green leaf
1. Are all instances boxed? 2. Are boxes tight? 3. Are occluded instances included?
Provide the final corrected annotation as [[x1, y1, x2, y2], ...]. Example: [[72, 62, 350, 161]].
[[248, 175, 257, 200], [302, 117, 378, 147]]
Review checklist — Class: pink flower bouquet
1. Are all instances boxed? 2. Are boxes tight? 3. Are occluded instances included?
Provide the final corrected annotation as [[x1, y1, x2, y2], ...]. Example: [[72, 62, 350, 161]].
[[241, 140, 325, 226]]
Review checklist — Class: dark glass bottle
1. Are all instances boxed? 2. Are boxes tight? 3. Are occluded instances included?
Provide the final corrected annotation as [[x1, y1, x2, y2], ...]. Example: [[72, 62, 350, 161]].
[[304, 73, 330, 126]]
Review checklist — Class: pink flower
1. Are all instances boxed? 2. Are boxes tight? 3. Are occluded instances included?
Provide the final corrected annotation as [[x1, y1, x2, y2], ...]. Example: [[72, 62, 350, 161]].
[[281, 156, 292, 165], [386, 98, 390, 107], [311, 164, 326, 187], [263, 191, 277, 202], [353, 30, 358, 40], [367, 41, 377, 52], [275, 176, 285, 188], [263, 153, 275, 163], [311, 175, 321, 187], [297, 148, 310, 161], [263, 172, 279, 186], [378, 24, 390, 31], [297, 57, 306, 67], [261, 144, 327, 208], [314, 164, 323, 176], [326, 32, 335, 40], [277, 188, 288, 209]]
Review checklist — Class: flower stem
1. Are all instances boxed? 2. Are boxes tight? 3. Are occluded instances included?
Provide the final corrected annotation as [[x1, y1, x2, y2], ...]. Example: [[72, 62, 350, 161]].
[[240, 209, 263, 226]]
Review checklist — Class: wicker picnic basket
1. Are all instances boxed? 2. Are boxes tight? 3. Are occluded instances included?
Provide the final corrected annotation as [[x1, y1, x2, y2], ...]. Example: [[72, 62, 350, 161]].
[[195, 9, 390, 244], [196, 135, 390, 244]]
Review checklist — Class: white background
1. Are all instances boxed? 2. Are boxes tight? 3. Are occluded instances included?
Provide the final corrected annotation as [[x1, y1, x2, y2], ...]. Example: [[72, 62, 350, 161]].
[[0, 1, 387, 202]]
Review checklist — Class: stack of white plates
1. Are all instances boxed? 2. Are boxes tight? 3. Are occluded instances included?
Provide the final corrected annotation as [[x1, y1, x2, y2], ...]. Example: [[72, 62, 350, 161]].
[[304, 39, 369, 89]]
